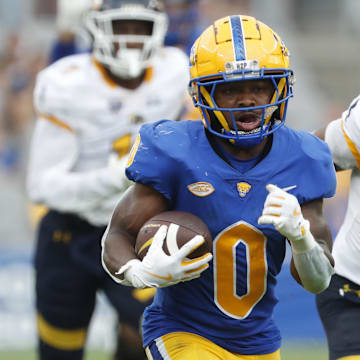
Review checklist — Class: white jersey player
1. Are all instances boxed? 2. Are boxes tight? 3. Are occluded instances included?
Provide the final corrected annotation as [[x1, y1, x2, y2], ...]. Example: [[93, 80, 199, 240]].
[[315, 95, 360, 360], [26, 1, 190, 360], [28, 47, 188, 225]]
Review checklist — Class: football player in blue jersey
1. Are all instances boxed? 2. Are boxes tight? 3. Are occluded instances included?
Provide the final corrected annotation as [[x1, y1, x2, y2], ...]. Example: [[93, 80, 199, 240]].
[[102, 15, 337, 359]]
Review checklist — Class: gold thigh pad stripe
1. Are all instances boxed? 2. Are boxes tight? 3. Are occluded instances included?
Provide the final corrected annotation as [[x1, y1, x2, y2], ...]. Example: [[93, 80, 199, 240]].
[[37, 313, 87, 350]]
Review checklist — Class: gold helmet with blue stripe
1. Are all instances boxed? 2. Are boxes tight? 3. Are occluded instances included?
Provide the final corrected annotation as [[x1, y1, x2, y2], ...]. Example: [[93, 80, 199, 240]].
[[189, 15, 294, 147]]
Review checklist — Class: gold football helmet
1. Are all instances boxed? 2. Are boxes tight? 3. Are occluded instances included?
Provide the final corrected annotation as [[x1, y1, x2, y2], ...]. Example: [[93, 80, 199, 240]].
[[189, 15, 294, 147]]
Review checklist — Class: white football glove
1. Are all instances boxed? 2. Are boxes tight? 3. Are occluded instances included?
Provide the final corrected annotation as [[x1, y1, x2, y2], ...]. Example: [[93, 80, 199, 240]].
[[117, 225, 213, 288], [258, 184, 308, 243], [258, 184, 334, 293]]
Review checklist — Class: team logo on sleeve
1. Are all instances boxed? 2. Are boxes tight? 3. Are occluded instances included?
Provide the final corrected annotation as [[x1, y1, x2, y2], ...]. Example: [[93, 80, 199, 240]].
[[237, 182, 251, 197], [187, 182, 215, 197]]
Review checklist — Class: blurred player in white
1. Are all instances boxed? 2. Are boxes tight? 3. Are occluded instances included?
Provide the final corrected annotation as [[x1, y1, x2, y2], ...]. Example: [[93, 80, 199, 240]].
[[26, 0, 189, 359], [315, 96, 360, 360]]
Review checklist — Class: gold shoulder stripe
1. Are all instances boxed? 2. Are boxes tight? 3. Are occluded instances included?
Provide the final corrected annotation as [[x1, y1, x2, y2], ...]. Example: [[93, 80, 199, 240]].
[[126, 134, 141, 168], [37, 313, 86, 350], [92, 57, 117, 88], [144, 66, 153, 82], [93, 56, 153, 86], [341, 119, 360, 169], [38, 113, 73, 132]]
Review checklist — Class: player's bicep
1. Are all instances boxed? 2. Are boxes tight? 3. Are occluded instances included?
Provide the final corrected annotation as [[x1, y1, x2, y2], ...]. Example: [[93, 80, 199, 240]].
[[103, 183, 168, 274], [302, 199, 333, 253], [110, 183, 169, 241]]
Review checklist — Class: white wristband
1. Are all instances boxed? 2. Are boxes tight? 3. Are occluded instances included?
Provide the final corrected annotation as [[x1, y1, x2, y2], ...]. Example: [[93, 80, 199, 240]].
[[289, 220, 317, 253]]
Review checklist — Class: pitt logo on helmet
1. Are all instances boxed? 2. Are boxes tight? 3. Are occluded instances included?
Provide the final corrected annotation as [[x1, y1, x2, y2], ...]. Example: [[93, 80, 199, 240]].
[[188, 15, 294, 148]]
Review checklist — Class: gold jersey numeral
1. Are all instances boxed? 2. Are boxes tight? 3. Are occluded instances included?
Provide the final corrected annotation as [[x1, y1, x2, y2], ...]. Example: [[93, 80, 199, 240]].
[[214, 221, 267, 319]]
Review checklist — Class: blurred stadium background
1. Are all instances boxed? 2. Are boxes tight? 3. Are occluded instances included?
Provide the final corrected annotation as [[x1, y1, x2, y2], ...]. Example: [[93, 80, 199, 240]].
[[0, 0, 358, 359]]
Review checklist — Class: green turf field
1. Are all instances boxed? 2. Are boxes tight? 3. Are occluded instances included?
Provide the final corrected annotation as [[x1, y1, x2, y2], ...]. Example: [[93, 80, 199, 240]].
[[0, 344, 328, 360], [281, 343, 328, 360]]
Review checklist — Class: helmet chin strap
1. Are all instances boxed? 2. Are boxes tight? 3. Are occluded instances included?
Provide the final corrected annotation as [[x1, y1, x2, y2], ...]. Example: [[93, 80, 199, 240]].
[[221, 128, 264, 148], [110, 48, 145, 79]]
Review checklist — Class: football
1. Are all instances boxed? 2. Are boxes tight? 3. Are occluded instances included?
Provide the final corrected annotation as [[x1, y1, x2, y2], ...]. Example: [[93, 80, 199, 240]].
[[135, 211, 212, 260]]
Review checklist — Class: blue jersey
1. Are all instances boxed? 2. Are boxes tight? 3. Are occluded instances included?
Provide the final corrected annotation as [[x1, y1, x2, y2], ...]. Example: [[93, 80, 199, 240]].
[[126, 120, 336, 355]]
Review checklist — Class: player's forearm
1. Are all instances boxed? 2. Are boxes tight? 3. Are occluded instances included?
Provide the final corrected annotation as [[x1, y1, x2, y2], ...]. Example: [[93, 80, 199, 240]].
[[258, 186, 335, 294], [290, 227, 334, 294], [28, 167, 124, 213], [27, 117, 130, 214], [101, 224, 138, 284], [28, 118, 102, 213], [290, 205, 334, 294]]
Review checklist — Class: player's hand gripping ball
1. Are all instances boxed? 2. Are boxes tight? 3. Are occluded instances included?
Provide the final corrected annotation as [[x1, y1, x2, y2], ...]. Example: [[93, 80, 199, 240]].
[[135, 211, 212, 260]]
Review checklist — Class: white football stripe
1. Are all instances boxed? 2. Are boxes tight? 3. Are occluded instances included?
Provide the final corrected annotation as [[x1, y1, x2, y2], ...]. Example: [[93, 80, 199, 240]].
[[145, 347, 153, 360], [155, 337, 171, 359], [167, 223, 180, 255]]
